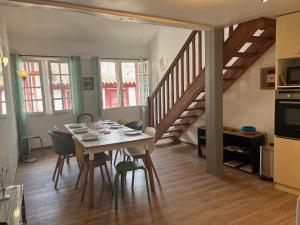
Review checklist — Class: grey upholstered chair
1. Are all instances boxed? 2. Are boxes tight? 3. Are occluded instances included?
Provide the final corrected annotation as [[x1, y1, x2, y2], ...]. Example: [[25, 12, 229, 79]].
[[48, 130, 76, 189]]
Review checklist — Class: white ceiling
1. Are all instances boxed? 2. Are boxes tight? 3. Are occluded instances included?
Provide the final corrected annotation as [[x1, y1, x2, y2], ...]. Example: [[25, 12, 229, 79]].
[[2, 6, 163, 56], [33, 0, 300, 27]]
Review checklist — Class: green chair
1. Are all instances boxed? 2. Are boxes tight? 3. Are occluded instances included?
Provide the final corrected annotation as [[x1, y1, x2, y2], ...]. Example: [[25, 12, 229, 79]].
[[20, 135, 44, 163], [114, 161, 150, 209]]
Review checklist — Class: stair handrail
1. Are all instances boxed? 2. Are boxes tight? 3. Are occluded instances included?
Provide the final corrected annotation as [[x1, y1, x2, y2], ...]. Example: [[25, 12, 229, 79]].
[[149, 30, 198, 100]]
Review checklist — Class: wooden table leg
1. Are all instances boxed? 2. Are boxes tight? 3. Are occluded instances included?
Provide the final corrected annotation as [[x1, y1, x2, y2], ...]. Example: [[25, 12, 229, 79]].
[[89, 152, 95, 208], [145, 149, 155, 192]]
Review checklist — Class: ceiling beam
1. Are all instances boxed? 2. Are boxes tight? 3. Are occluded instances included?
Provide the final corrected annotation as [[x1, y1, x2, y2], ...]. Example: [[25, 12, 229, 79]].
[[2, 0, 213, 30]]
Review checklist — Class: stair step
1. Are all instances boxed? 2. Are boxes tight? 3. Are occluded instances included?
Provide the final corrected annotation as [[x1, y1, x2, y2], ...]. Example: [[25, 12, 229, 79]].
[[160, 134, 177, 139], [193, 99, 205, 102], [179, 114, 198, 119], [166, 128, 183, 133], [185, 106, 205, 111], [172, 121, 190, 126], [235, 52, 258, 57], [224, 66, 245, 70], [248, 36, 274, 43]]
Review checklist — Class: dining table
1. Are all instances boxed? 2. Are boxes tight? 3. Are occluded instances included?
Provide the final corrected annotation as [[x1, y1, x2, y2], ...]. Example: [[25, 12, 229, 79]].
[[64, 122, 155, 208]]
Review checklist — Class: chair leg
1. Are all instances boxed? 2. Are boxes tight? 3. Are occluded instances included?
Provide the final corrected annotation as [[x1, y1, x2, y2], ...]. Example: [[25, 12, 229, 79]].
[[149, 157, 161, 185], [142, 168, 150, 201], [75, 163, 83, 189], [66, 156, 70, 164], [52, 156, 61, 181], [100, 166, 105, 183], [55, 156, 63, 189], [81, 166, 89, 202], [121, 172, 125, 194], [38, 137, 44, 157], [114, 173, 120, 209], [131, 170, 135, 189], [114, 150, 119, 165], [59, 156, 65, 175], [104, 162, 113, 191], [109, 151, 113, 166]]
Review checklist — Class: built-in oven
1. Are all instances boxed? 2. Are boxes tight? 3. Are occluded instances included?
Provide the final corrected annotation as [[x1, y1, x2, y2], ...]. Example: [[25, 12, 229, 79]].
[[275, 89, 300, 139]]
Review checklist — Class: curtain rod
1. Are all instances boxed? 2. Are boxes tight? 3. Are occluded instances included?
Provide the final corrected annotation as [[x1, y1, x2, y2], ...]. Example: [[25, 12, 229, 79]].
[[19, 54, 69, 59], [18, 55, 147, 61]]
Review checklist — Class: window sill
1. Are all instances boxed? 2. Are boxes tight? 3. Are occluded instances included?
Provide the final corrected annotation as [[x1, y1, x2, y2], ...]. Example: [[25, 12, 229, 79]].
[[103, 105, 147, 111]]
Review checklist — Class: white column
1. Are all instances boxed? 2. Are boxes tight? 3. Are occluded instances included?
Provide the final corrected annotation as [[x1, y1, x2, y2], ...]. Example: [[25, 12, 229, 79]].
[[205, 28, 224, 176]]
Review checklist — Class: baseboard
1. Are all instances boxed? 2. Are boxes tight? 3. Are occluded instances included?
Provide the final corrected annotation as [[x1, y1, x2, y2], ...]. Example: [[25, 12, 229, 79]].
[[275, 182, 300, 196]]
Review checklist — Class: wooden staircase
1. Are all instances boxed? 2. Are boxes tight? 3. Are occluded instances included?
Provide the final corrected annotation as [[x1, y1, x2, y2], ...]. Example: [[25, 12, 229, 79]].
[[147, 18, 276, 142]]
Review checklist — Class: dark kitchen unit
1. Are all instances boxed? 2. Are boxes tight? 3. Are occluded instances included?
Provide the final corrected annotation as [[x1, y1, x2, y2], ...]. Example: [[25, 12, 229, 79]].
[[198, 127, 266, 174]]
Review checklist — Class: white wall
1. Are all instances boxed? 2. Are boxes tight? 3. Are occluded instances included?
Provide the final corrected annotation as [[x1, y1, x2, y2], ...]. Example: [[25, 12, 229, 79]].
[[148, 27, 191, 92], [0, 11, 19, 185], [181, 45, 276, 144], [9, 33, 148, 147]]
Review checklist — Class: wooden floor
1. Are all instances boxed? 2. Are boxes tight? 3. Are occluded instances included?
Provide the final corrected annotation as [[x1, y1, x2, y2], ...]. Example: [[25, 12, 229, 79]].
[[16, 142, 296, 225]]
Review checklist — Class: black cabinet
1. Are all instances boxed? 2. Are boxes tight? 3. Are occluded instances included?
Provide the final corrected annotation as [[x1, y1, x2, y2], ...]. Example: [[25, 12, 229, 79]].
[[198, 127, 266, 174]]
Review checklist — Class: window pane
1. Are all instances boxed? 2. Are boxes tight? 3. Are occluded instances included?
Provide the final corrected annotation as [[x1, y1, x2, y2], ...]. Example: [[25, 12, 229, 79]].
[[0, 76, 5, 102], [26, 101, 33, 113], [53, 89, 62, 98], [121, 62, 138, 106], [30, 75, 41, 87], [31, 88, 43, 100], [29, 62, 39, 72], [54, 99, 63, 111], [49, 61, 72, 112], [33, 100, 44, 112], [0, 102, 6, 115], [52, 75, 61, 85], [24, 88, 31, 101], [24, 77, 30, 88], [62, 88, 71, 99], [63, 98, 72, 110], [100, 62, 120, 109], [60, 63, 69, 75], [61, 75, 70, 85], [50, 63, 60, 74]]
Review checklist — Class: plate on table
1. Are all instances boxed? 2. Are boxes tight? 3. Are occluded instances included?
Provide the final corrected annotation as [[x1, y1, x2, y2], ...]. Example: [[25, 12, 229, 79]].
[[80, 134, 98, 142], [124, 130, 142, 136], [74, 128, 89, 134], [68, 124, 83, 129], [103, 120, 115, 125], [110, 125, 121, 129], [100, 130, 111, 134]]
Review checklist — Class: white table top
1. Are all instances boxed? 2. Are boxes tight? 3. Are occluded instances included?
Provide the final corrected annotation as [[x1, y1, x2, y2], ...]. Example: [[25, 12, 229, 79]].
[[64, 123, 154, 150]]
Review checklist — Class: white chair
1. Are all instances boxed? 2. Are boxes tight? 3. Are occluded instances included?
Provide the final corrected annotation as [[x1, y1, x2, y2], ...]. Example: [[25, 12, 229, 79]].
[[123, 127, 160, 187]]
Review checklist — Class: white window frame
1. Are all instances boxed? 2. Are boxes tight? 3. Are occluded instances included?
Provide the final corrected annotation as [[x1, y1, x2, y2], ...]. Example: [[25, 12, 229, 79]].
[[20, 56, 72, 115], [99, 59, 149, 110], [0, 62, 7, 116], [48, 60, 72, 113]]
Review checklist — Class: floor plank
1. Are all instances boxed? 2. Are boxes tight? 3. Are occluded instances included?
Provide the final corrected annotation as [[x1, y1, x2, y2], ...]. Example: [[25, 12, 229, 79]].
[[16, 142, 296, 225]]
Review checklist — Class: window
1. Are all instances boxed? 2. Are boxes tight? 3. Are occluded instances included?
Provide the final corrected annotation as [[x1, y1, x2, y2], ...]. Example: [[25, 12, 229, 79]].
[[100, 60, 149, 109], [21, 60, 45, 113], [0, 62, 6, 115], [48, 61, 72, 112], [19, 57, 72, 115]]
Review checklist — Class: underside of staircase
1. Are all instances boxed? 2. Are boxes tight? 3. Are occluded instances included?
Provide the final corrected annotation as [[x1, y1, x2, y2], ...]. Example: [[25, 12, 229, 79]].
[[147, 18, 276, 142]]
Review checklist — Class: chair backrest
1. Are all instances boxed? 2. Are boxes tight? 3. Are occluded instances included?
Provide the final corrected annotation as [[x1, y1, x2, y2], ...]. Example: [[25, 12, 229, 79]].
[[144, 127, 156, 153], [73, 137, 85, 166], [125, 121, 143, 130], [77, 113, 94, 123], [48, 130, 75, 156], [117, 118, 128, 125]]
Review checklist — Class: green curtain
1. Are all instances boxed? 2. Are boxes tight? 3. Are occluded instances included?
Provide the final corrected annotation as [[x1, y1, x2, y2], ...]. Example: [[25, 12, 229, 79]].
[[70, 56, 84, 119], [10, 53, 28, 154], [140, 105, 148, 129], [91, 57, 102, 120]]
